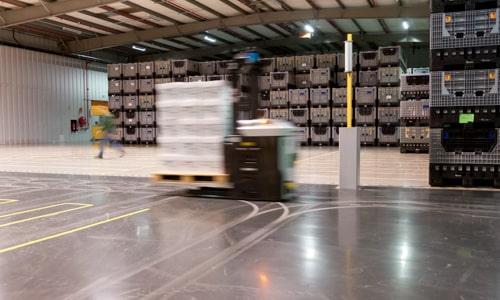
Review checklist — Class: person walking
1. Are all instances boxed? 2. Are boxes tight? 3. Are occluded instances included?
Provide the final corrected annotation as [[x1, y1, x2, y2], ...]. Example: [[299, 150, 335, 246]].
[[95, 113, 125, 159]]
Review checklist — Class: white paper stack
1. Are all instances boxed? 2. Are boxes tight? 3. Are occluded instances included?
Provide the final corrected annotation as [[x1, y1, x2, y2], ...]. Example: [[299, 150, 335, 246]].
[[155, 81, 232, 174]]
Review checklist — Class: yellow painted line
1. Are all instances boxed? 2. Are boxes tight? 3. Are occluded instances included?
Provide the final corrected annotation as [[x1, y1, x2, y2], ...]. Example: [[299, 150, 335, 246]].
[[0, 199, 18, 205], [0, 203, 89, 219], [0, 204, 93, 228], [0, 208, 150, 254], [296, 151, 338, 163]]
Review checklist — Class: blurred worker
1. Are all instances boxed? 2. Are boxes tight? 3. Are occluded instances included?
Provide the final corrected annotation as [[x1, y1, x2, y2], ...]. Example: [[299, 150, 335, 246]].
[[95, 113, 125, 159]]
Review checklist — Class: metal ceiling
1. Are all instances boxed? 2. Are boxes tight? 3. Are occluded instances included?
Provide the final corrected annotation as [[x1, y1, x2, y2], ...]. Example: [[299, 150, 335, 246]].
[[0, 0, 430, 62]]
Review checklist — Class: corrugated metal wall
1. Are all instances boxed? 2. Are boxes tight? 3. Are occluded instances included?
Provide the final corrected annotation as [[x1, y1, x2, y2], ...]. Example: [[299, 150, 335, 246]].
[[0, 45, 107, 145]]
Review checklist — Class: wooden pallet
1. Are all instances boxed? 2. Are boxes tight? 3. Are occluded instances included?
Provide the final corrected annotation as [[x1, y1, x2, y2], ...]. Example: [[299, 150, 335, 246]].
[[152, 173, 229, 185]]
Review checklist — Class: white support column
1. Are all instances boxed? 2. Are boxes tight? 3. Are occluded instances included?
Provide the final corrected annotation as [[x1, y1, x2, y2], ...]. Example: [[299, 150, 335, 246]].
[[339, 127, 360, 189]]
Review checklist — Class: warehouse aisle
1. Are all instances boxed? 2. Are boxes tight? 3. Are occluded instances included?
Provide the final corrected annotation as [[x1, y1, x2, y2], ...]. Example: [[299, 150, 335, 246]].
[[0, 145, 430, 188], [0, 172, 498, 299]]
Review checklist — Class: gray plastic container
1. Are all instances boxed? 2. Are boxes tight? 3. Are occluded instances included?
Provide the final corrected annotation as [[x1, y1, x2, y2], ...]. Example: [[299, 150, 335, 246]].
[[139, 62, 154, 77], [289, 108, 309, 124], [108, 95, 122, 110]]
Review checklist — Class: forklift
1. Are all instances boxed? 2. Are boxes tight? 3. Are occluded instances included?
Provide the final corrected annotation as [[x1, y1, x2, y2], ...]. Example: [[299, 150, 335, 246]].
[[187, 49, 298, 201]]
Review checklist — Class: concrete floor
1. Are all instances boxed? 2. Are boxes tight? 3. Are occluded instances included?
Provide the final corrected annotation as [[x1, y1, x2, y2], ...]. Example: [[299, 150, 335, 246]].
[[0, 144, 429, 187], [0, 145, 499, 299]]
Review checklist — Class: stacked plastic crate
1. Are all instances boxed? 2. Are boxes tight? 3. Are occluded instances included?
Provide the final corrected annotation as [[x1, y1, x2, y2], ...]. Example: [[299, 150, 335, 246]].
[[107, 64, 124, 141], [256, 58, 274, 120], [137, 62, 156, 144], [287, 56, 312, 144], [262, 53, 364, 146], [266, 56, 295, 137], [155, 81, 232, 174], [332, 53, 358, 145], [308, 56, 332, 145], [377, 46, 405, 146], [121, 63, 140, 144], [336, 52, 359, 88], [171, 59, 199, 82], [197, 61, 216, 80], [399, 72, 430, 153], [107, 61, 169, 145], [315, 54, 336, 145], [429, 0, 500, 187], [356, 51, 378, 146]]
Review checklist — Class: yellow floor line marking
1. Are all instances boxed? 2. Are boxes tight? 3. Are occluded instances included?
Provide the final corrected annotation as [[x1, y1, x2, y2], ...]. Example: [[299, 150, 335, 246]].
[[0, 204, 93, 228], [0, 199, 18, 205], [0, 203, 89, 219], [296, 151, 338, 164], [0, 208, 150, 254]]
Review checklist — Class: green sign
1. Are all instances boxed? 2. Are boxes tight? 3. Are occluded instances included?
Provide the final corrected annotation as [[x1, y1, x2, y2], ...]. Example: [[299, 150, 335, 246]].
[[459, 113, 474, 124]]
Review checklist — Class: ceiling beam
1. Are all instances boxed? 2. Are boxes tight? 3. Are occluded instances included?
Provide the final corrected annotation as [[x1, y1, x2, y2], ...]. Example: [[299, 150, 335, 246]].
[[138, 31, 429, 60], [67, 5, 429, 53], [0, 0, 123, 28]]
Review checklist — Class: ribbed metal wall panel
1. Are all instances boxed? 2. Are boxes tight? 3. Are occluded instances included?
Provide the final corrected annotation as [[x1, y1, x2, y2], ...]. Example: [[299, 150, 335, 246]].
[[0, 46, 107, 145]]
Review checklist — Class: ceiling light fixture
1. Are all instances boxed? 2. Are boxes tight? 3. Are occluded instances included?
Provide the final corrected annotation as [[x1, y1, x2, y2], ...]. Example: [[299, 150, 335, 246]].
[[402, 21, 409, 30], [304, 24, 315, 33], [132, 45, 146, 52], [204, 36, 217, 43]]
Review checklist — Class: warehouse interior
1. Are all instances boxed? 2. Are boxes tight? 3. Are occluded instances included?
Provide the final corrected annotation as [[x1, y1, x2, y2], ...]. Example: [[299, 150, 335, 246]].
[[0, 0, 500, 299]]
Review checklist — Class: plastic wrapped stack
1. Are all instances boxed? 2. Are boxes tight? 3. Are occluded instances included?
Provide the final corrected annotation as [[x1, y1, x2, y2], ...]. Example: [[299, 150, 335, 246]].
[[155, 81, 232, 174]]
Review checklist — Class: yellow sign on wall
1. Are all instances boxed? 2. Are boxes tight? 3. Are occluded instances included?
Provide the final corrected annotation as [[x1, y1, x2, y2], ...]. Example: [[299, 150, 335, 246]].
[[91, 100, 109, 141], [91, 101, 109, 116]]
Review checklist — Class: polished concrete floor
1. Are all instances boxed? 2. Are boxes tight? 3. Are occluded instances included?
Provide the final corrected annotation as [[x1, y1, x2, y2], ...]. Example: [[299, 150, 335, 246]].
[[0, 145, 429, 187], [0, 145, 498, 299]]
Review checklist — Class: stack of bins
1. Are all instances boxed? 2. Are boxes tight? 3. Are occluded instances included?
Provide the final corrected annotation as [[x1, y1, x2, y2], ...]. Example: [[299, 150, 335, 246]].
[[268, 57, 295, 136], [332, 87, 348, 145], [313, 54, 336, 145], [290, 56, 312, 126], [357, 50, 378, 146], [171, 59, 199, 82], [294, 54, 314, 92], [199, 61, 217, 77], [289, 55, 312, 145], [107, 63, 124, 142], [155, 81, 232, 175], [429, 1, 500, 187], [138, 61, 156, 144], [399, 73, 431, 153], [377, 46, 406, 146], [336, 52, 359, 88], [333, 53, 358, 145], [256, 58, 275, 119], [293, 55, 314, 140], [122, 63, 140, 144], [309, 58, 332, 145]]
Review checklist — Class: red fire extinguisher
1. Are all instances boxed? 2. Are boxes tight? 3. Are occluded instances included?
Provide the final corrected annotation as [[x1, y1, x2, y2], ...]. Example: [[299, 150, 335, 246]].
[[78, 107, 87, 129], [78, 116, 87, 127]]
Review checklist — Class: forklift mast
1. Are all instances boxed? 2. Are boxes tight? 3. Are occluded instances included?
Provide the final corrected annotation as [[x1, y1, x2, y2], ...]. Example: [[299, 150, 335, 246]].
[[228, 49, 262, 134]]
